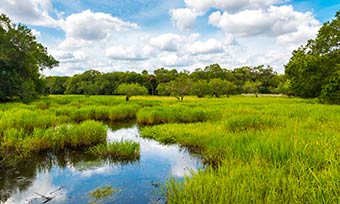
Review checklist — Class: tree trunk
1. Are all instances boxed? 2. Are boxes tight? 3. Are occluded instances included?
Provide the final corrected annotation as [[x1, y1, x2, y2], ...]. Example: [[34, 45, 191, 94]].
[[126, 95, 130, 101]]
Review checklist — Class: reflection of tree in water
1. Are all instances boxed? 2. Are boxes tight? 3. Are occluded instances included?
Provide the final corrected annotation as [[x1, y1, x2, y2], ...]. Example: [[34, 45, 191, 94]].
[[0, 149, 140, 203], [0, 155, 52, 203]]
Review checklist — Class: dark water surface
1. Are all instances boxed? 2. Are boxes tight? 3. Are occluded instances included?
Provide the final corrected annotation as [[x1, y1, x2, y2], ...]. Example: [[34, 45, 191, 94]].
[[0, 123, 203, 204]]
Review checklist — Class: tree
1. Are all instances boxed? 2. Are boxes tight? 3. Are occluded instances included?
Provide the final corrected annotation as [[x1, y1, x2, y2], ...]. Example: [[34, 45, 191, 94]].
[[209, 78, 237, 98], [320, 67, 340, 104], [157, 83, 171, 96], [168, 75, 191, 101], [65, 70, 101, 95], [243, 81, 262, 97], [285, 11, 340, 102], [116, 83, 148, 101], [191, 80, 211, 98], [0, 14, 58, 101], [276, 79, 293, 97], [45, 76, 69, 94]]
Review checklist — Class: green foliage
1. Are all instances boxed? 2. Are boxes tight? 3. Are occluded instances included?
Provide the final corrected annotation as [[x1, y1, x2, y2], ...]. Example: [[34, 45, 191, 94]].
[[320, 68, 340, 104], [139, 96, 340, 203], [168, 75, 192, 100], [0, 14, 58, 101], [0, 95, 145, 159], [88, 140, 140, 161], [156, 83, 171, 96], [1, 120, 107, 158], [242, 81, 262, 96], [116, 83, 148, 101], [209, 78, 238, 97], [276, 79, 292, 96], [191, 80, 211, 98], [137, 105, 220, 125], [88, 186, 120, 204], [45, 76, 69, 94], [285, 11, 340, 102]]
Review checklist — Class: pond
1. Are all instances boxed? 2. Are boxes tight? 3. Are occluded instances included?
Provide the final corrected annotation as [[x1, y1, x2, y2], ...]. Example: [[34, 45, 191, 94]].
[[0, 123, 203, 204]]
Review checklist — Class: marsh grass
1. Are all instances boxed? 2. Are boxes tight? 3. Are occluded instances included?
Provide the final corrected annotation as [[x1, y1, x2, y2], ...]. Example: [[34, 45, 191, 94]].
[[137, 105, 220, 125], [139, 96, 340, 203], [2, 95, 340, 203], [88, 140, 140, 161], [1, 120, 107, 158]]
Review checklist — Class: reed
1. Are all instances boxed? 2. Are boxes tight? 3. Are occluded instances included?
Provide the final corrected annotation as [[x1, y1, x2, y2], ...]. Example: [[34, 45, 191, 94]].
[[88, 140, 140, 161]]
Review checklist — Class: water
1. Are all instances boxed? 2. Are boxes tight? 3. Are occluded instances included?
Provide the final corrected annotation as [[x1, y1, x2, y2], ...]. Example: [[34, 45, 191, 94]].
[[0, 123, 203, 204]]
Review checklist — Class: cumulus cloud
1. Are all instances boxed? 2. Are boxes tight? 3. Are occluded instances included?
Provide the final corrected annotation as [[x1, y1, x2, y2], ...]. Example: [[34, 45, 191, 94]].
[[184, 0, 285, 13], [169, 8, 198, 31], [58, 37, 91, 50], [209, 5, 320, 37], [149, 33, 200, 51], [149, 33, 183, 51], [188, 38, 224, 55], [105, 45, 153, 61], [0, 0, 59, 26], [159, 53, 193, 67], [60, 10, 139, 41]]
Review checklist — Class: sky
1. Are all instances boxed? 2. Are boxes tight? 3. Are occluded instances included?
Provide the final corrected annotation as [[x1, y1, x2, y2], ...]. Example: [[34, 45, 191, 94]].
[[0, 0, 339, 76]]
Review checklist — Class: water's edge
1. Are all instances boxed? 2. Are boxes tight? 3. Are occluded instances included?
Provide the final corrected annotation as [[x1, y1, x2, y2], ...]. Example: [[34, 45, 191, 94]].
[[1, 123, 203, 204]]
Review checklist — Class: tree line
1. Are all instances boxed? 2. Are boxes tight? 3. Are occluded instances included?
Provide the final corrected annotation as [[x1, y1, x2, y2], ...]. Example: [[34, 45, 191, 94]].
[[45, 64, 286, 100]]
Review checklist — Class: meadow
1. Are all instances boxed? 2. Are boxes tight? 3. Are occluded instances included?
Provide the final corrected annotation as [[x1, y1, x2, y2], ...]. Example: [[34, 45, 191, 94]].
[[1, 95, 340, 203]]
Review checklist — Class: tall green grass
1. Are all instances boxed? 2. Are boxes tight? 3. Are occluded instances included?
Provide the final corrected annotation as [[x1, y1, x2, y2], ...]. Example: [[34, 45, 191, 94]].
[[140, 96, 340, 203], [137, 105, 220, 125], [2, 120, 107, 158], [2, 95, 340, 202], [88, 140, 140, 161]]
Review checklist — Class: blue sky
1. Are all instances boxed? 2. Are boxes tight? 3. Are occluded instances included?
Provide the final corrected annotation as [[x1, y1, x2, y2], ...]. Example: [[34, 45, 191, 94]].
[[0, 0, 339, 76]]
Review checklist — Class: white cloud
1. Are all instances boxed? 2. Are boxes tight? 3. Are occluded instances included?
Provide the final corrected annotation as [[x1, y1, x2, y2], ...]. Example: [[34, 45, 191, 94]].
[[149, 33, 200, 51], [169, 8, 198, 31], [189, 38, 224, 55], [209, 5, 320, 37], [37, 1, 321, 76], [31, 29, 41, 38], [0, 0, 59, 27], [149, 33, 183, 51], [277, 24, 320, 46], [58, 37, 91, 50], [159, 53, 192, 67], [105, 45, 153, 61], [60, 10, 139, 41], [184, 0, 285, 13]]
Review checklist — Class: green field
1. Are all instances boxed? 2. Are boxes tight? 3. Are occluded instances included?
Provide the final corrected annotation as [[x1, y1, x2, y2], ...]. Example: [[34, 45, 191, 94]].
[[1, 95, 340, 203]]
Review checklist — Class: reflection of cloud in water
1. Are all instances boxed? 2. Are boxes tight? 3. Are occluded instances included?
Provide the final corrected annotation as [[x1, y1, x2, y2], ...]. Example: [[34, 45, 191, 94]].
[[68, 162, 120, 178], [107, 125, 201, 178], [5, 171, 66, 204]]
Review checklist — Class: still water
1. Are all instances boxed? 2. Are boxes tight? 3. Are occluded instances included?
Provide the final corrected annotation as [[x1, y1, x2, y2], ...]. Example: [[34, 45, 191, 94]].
[[0, 123, 203, 204]]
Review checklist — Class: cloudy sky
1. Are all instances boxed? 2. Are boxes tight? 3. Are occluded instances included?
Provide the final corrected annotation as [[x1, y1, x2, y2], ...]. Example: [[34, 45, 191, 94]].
[[1, 0, 339, 76]]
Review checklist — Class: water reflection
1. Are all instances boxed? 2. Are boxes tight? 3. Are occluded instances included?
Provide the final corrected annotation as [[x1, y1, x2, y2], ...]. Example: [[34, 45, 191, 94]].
[[1, 123, 203, 204]]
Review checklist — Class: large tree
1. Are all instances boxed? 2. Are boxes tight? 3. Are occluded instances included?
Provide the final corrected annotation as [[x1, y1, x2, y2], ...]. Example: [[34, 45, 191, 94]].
[[116, 83, 148, 101], [285, 11, 340, 102], [0, 14, 58, 101]]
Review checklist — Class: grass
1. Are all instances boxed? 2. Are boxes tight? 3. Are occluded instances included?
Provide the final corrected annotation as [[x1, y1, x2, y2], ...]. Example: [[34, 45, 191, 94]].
[[88, 140, 140, 161], [2, 120, 107, 158], [0, 95, 146, 160], [139, 96, 340, 203], [137, 105, 221, 125], [2, 95, 340, 203]]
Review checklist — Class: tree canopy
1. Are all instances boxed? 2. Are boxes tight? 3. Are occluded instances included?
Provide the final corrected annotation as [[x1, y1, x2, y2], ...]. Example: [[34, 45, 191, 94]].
[[116, 83, 148, 101], [0, 14, 58, 101], [285, 11, 340, 103]]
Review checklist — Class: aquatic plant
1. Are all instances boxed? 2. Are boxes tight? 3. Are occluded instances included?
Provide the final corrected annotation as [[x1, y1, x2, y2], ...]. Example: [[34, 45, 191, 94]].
[[88, 140, 140, 161], [89, 186, 119, 199], [137, 105, 220, 125]]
